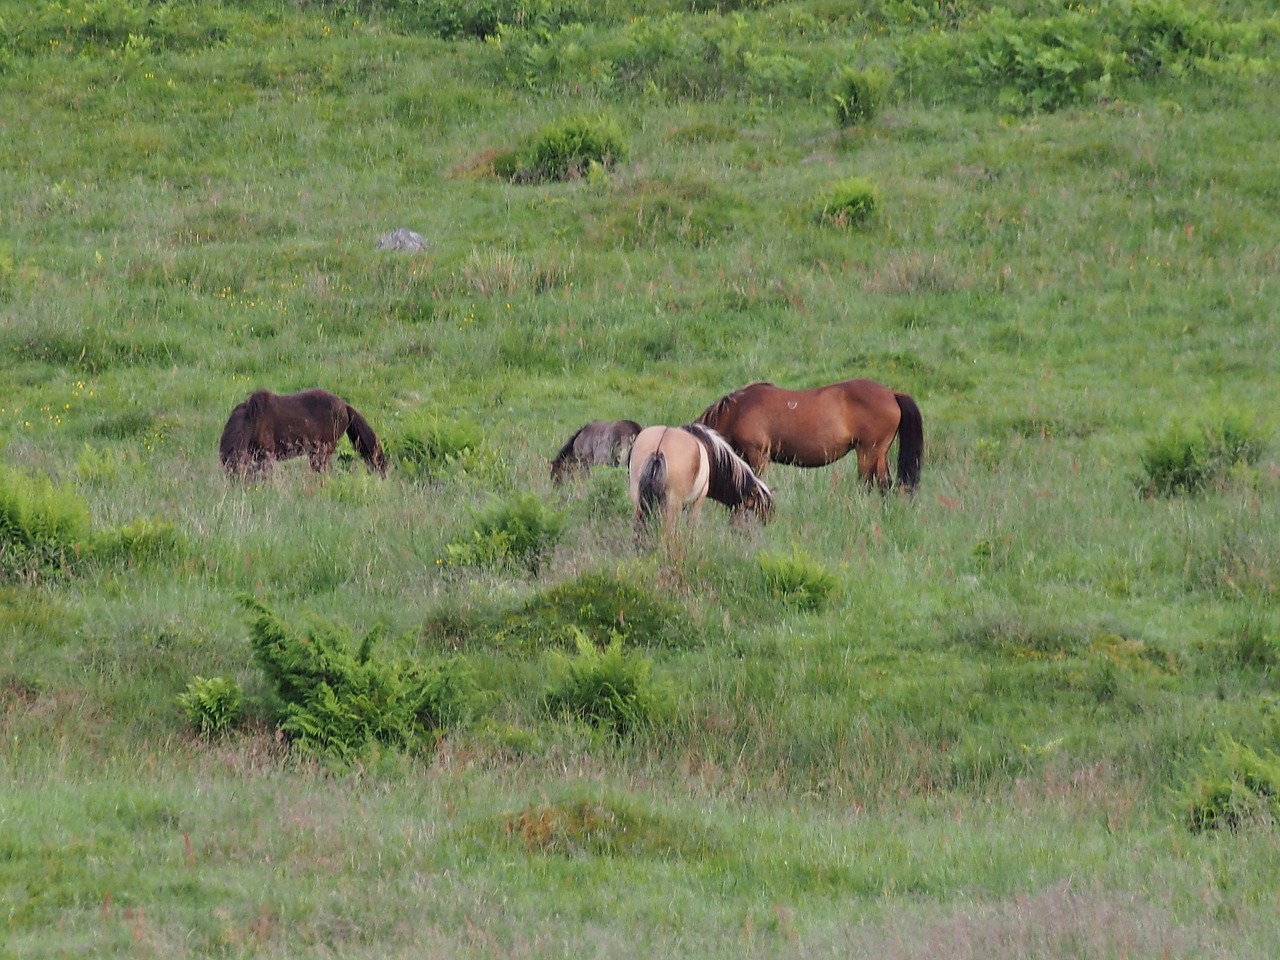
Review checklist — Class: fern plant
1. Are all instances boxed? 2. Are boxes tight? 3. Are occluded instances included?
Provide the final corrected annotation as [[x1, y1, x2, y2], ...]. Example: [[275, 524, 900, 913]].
[[758, 545, 838, 611], [176, 675, 244, 738], [543, 630, 669, 736], [0, 466, 91, 581], [495, 115, 626, 183], [444, 494, 566, 573], [243, 598, 479, 763]]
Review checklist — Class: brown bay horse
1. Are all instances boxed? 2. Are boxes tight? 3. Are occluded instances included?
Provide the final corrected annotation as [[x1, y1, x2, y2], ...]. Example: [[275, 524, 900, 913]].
[[697, 378, 922, 490], [550, 419, 643, 484], [219, 388, 387, 477], [629, 423, 773, 540]]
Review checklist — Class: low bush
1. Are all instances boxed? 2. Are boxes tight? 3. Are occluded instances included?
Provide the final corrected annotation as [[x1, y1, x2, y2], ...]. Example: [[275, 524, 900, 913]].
[[176, 675, 244, 738], [494, 115, 626, 184], [542, 631, 670, 735], [1138, 412, 1266, 496], [812, 177, 878, 228], [503, 569, 695, 650], [832, 66, 889, 127]]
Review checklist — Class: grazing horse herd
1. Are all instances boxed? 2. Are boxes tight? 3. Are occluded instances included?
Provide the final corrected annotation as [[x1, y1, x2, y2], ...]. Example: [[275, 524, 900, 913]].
[[220, 377, 924, 542]]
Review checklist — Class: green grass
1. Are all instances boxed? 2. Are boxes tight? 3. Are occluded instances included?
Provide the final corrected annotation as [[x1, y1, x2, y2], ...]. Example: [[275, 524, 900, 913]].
[[2, 0, 1280, 955]]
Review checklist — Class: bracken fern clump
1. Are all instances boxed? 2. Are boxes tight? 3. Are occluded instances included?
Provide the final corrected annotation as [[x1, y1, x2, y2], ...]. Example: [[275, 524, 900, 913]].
[[244, 598, 479, 764], [1182, 738, 1280, 833], [444, 494, 566, 574], [0, 466, 91, 582], [494, 115, 626, 183], [1138, 412, 1266, 497], [176, 675, 244, 738], [543, 630, 670, 736], [758, 545, 838, 611]]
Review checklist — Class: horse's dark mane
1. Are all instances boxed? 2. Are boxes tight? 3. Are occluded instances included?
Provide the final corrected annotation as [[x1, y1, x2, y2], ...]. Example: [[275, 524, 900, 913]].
[[682, 422, 772, 513], [696, 381, 774, 427], [550, 424, 589, 469], [218, 402, 254, 470], [244, 390, 272, 419]]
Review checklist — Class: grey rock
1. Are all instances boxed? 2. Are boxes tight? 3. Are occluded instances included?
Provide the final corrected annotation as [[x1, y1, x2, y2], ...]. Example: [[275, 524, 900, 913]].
[[376, 228, 428, 252]]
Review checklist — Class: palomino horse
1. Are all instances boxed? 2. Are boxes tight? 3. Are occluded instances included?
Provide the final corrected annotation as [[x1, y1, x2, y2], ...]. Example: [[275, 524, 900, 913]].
[[629, 423, 773, 539], [696, 378, 923, 490], [550, 419, 643, 484], [219, 388, 387, 477]]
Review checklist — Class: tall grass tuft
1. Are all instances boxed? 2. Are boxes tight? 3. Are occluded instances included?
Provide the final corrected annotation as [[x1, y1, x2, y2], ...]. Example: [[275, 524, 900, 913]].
[[812, 177, 879, 228], [493, 114, 626, 183]]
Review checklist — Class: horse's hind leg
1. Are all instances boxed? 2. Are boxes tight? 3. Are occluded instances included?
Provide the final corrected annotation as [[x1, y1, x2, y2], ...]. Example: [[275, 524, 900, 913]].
[[856, 446, 892, 490]]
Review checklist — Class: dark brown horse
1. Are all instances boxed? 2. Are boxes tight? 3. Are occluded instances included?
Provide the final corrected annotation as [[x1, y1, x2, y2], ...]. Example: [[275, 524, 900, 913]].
[[629, 423, 774, 539], [550, 419, 643, 484], [219, 389, 387, 477], [696, 378, 923, 490]]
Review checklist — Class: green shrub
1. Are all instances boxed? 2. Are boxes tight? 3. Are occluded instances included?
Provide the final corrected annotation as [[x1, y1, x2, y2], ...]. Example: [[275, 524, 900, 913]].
[[89, 517, 184, 566], [504, 569, 695, 650], [897, 2, 1270, 113], [176, 675, 243, 738], [1138, 413, 1266, 496], [498, 115, 626, 184], [832, 66, 888, 127], [812, 177, 878, 228], [380, 0, 587, 40], [1182, 738, 1280, 833], [444, 494, 565, 574], [386, 416, 483, 480], [543, 631, 670, 736], [0, 466, 91, 581], [758, 545, 838, 611], [244, 598, 479, 763]]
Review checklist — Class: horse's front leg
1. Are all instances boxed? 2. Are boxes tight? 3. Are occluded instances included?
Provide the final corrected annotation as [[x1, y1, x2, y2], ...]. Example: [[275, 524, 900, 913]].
[[309, 443, 335, 472]]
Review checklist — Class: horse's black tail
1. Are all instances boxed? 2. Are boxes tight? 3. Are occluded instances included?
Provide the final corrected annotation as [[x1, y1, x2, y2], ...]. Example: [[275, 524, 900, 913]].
[[894, 392, 923, 492], [634, 451, 667, 535], [345, 405, 387, 476], [549, 425, 587, 484]]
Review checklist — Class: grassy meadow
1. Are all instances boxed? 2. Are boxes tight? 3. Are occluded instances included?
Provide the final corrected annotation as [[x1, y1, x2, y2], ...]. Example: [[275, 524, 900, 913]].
[[2, 0, 1280, 956]]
